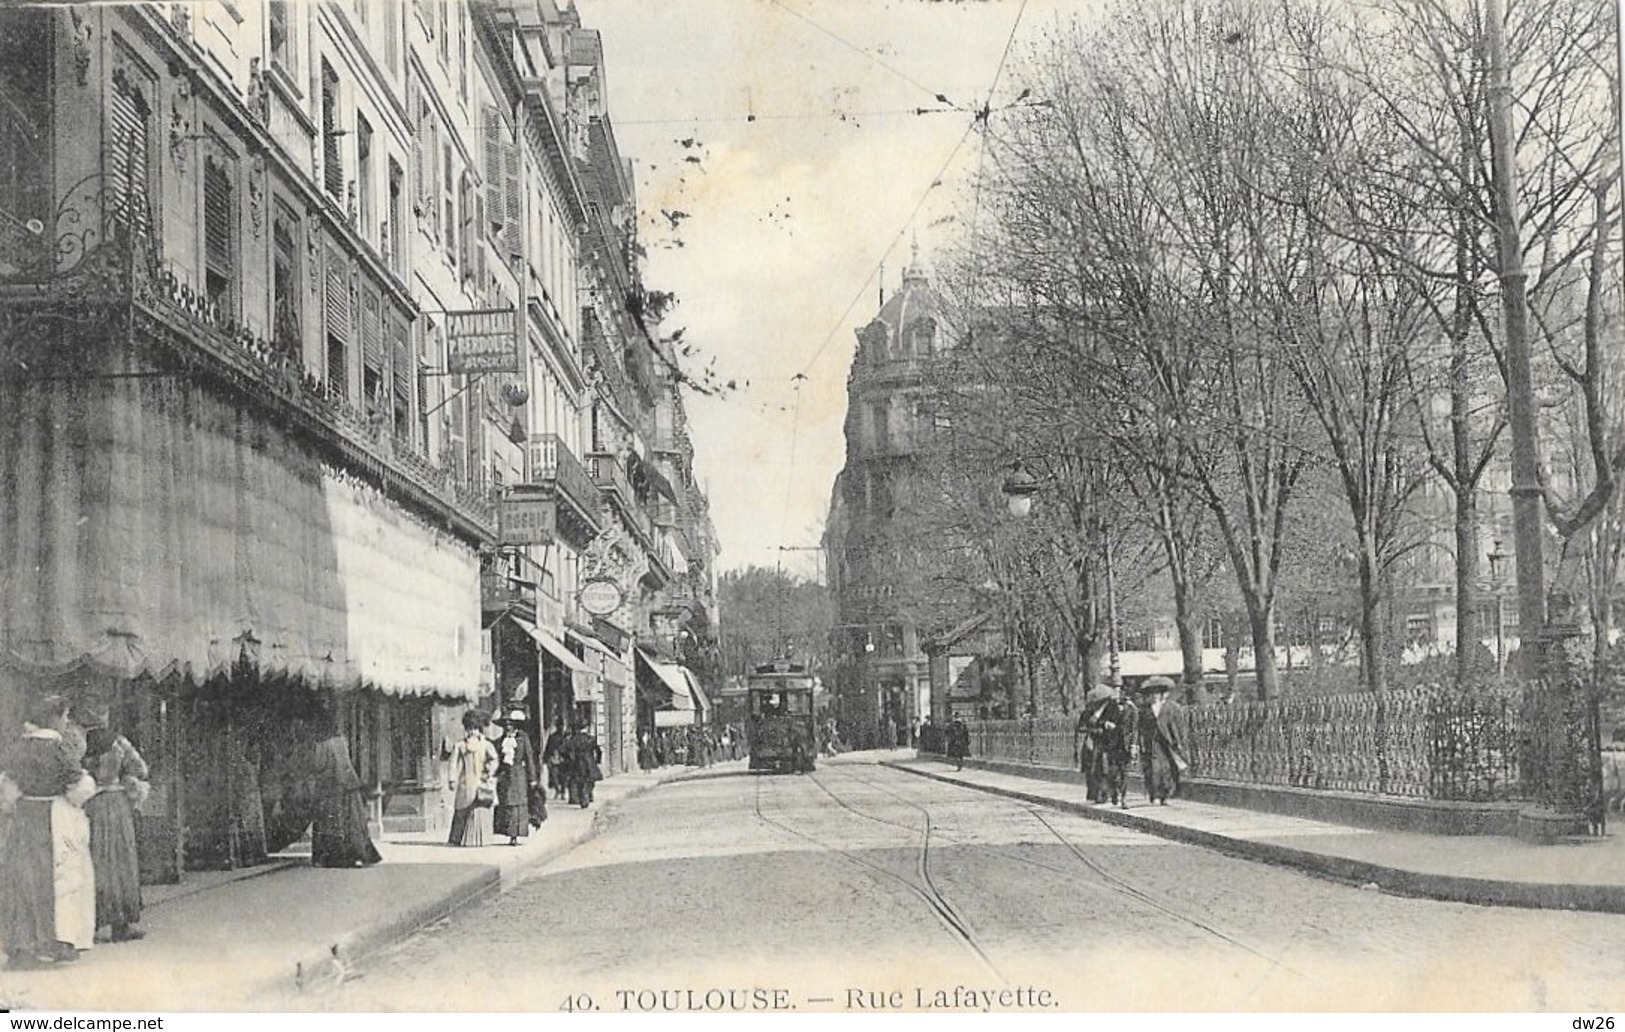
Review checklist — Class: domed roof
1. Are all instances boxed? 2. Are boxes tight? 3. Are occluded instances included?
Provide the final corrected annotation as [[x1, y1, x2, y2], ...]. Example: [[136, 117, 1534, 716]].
[[871, 242, 946, 335]]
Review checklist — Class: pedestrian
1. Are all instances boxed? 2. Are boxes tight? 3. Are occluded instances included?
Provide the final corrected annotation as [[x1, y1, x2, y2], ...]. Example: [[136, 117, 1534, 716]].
[[0, 695, 97, 969], [561, 721, 602, 808], [309, 714, 382, 868], [1137, 676, 1190, 805], [1076, 682, 1116, 803], [946, 716, 969, 771], [78, 702, 152, 941], [542, 721, 567, 799], [492, 708, 540, 846], [447, 709, 499, 846]]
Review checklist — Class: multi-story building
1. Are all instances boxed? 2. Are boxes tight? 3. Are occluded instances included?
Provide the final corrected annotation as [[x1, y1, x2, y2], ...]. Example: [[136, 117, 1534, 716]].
[[824, 251, 947, 746], [0, 0, 716, 883]]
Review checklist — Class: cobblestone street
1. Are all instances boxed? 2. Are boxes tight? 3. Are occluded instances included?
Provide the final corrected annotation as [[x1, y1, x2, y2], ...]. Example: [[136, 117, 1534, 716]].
[[305, 757, 1625, 1013]]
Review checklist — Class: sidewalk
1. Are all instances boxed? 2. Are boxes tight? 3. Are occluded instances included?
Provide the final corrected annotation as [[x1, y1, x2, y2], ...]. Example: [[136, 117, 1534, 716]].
[[0, 764, 718, 1012], [886, 757, 1625, 915]]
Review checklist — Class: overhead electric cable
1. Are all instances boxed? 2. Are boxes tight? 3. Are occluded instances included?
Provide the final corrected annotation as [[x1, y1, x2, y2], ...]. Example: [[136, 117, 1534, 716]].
[[765, 0, 958, 108], [790, 119, 978, 382]]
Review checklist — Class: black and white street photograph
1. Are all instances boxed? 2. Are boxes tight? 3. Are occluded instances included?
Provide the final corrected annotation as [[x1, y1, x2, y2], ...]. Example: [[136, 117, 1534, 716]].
[[0, 0, 1622, 1017]]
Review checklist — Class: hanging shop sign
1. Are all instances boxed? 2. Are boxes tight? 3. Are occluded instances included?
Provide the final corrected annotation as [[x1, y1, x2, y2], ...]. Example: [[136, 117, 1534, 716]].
[[499, 494, 556, 546], [578, 576, 625, 617], [446, 308, 520, 374]]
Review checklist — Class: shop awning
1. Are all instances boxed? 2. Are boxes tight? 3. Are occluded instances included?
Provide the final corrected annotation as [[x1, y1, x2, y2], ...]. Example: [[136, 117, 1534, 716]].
[[0, 375, 483, 702], [681, 667, 711, 720], [636, 648, 694, 710], [654, 709, 694, 727], [567, 627, 620, 661], [508, 615, 588, 673]]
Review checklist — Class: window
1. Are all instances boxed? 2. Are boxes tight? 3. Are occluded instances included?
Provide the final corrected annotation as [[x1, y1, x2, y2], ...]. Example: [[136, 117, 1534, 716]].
[[320, 61, 342, 198], [870, 401, 890, 451], [361, 285, 384, 419], [268, 0, 290, 71], [202, 153, 236, 320], [272, 201, 301, 355], [391, 312, 412, 441], [1405, 614, 1433, 644], [442, 144, 455, 261], [458, 173, 474, 284], [356, 114, 374, 240], [324, 243, 351, 398], [108, 65, 155, 232], [383, 2, 399, 75], [0, 9, 51, 238], [387, 158, 404, 275]]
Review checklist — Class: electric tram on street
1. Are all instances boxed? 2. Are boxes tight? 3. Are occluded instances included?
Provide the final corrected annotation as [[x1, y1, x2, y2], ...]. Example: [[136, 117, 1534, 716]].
[[745, 659, 817, 773]]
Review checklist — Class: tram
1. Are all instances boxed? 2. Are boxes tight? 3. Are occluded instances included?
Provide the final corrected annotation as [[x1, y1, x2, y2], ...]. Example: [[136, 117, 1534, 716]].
[[746, 659, 817, 773]]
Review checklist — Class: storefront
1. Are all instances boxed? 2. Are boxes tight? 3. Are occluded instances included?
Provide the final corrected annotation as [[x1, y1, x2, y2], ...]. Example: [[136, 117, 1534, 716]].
[[0, 370, 484, 876]]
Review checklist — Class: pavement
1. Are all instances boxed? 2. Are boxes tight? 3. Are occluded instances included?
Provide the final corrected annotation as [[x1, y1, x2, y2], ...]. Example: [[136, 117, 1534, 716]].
[[886, 756, 1625, 915], [0, 763, 723, 1012]]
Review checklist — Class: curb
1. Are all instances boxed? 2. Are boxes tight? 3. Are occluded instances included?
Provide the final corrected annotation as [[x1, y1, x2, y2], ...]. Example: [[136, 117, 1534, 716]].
[[267, 773, 675, 1000], [884, 761, 1625, 916]]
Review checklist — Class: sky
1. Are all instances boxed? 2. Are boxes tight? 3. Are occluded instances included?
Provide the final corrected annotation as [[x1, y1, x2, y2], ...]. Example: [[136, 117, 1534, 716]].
[[577, 0, 1080, 581]]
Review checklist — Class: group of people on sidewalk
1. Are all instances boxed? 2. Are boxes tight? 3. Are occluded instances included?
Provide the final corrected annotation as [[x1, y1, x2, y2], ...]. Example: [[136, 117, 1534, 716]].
[[538, 718, 604, 810], [933, 676, 1191, 808], [0, 695, 150, 971], [637, 724, 740, 770], [1075, 676, 1190, 806]]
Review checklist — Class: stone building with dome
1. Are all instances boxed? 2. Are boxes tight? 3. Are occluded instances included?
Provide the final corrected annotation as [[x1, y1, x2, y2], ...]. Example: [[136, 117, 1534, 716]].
[[823, 248, 951, 748]]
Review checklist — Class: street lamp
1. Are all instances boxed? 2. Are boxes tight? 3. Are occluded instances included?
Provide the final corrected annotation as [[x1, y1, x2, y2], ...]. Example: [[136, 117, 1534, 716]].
[[1000, 459, 1119, 687], [1001, 460, 1040, 518], [1487, 539, 1508, 676]]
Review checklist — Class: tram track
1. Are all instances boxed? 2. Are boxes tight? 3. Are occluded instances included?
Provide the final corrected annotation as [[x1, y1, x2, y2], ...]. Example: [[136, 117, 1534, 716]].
[[749, 771, 1005, 981], [822, 764, 1306, 982]]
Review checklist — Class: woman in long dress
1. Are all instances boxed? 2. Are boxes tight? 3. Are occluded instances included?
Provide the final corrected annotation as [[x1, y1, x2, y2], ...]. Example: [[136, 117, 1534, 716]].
[[1137, 677, 1190, 805], [492, 708, 539, 846], [79, 704, 151, 942], [446, 710, 498, 847], [1, 695, 97, 969], [310, 726, 382, 868]]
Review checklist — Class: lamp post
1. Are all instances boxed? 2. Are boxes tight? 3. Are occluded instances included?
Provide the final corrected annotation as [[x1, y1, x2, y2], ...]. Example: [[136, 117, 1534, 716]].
[[1487, 539, 1507, 677]]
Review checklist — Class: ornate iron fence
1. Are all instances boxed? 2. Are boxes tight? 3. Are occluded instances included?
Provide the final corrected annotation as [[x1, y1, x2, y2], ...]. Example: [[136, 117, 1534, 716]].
[[928, 685, 1530, 803]]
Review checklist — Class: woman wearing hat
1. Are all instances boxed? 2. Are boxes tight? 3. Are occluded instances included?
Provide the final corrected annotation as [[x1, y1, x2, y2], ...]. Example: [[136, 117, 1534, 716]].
[[447, 709, 500, 847], [492, 707, 540, 846], [1137, 676, 1190, 805]]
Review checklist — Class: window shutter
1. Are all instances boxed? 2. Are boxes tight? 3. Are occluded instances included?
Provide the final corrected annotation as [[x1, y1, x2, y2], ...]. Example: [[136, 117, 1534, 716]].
[[362, 284, 383, 371], [321, 65, 343, 198], [109, 78, 150, 227], [203, 160, 233, 274], [503, 137, 521, 260], [407, 78, 423, 208], [483, 106, 503, 234], [325, 244, 351, 344], [393, 319, 412, 405]]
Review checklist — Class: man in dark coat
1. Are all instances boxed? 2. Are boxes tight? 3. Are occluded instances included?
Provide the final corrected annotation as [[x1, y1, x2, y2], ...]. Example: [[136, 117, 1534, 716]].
[[1075, 683, 1116, 803], [561, 722, 602, 808], [946, 717, 970, 771]]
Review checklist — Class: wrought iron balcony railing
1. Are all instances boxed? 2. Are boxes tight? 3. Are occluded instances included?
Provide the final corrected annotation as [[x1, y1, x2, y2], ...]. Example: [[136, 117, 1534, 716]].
[[528, 434, 600, 529]]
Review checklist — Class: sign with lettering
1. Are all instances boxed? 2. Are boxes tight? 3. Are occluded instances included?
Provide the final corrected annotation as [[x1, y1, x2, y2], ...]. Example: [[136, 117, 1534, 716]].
[[499, 495, 555, 546], [446, 308, 520, 374], [579, 577, 625, 617]]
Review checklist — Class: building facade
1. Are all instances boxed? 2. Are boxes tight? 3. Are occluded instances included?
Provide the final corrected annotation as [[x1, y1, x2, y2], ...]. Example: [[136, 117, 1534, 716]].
[[824, 253, 947, 747], [0, 0, 716, 882]]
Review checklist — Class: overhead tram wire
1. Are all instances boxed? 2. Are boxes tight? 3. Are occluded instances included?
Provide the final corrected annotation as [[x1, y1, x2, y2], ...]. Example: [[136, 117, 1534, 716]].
[[968, 0, 1031, 299], [614, 107, 959, 127], [789, 118, 978, 385], [765, 0, 960, 110]]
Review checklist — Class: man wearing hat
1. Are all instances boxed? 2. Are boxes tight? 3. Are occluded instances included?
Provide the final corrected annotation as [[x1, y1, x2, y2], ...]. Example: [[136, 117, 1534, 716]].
[[1075, 681, 1117, 803], [1137, 676, 1190, 805]]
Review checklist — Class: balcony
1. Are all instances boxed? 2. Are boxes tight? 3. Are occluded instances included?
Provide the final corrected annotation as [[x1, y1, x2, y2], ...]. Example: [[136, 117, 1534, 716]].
[[585, 451, 655, 548], [528, 434, 601, 536], [7, 227, 501, 543], [651, 424, 686, 454]]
